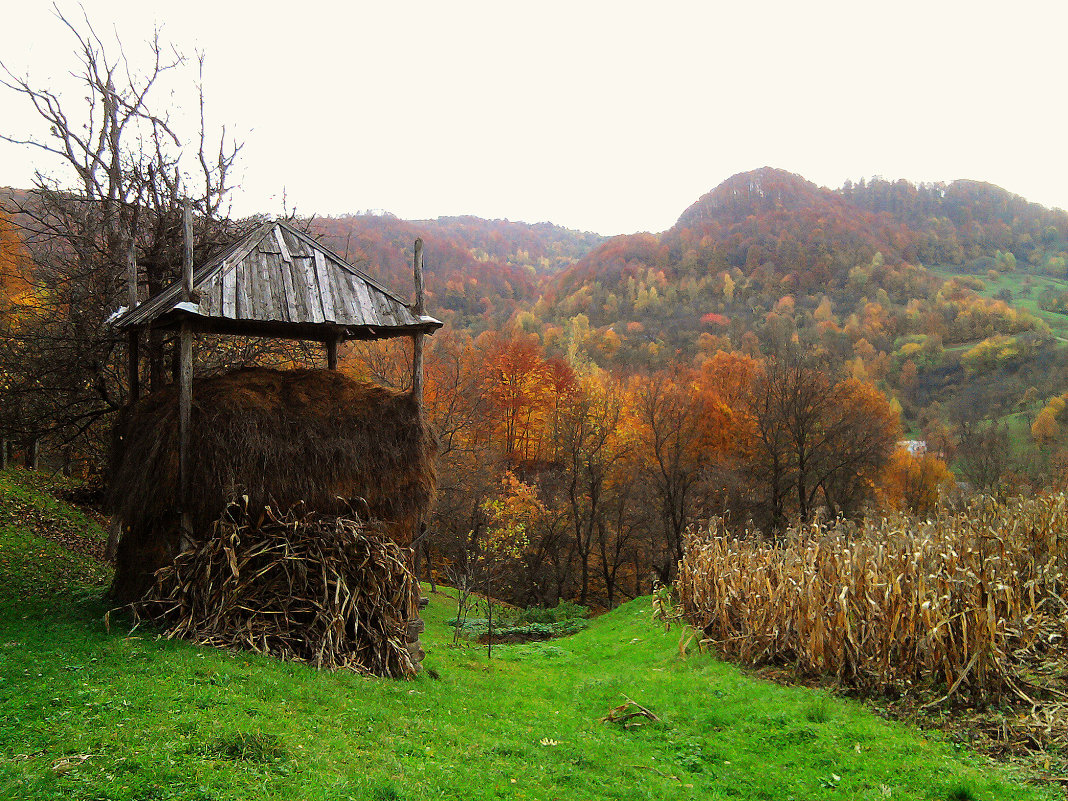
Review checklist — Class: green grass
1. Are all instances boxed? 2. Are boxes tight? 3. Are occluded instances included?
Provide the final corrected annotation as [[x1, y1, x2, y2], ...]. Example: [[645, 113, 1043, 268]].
[[999, 409, 1035, 453], [927, 264, 1068, 337], [0, 472, 1057, 800]]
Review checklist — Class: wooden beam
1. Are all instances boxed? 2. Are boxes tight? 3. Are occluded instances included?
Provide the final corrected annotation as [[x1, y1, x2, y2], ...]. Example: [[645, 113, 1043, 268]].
[[178, 319, 193, 548], [147, 315, 438, 343], [412, 238, 425, 410]]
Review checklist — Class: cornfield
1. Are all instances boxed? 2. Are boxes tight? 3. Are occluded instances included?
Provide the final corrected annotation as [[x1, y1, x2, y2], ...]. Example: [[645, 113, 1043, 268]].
[[678, 495, 1068, 706]]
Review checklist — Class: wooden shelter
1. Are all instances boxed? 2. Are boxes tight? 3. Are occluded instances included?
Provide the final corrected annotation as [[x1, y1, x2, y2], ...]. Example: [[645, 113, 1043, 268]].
[[111, 215, 442, 544], [113, 217, 441, 365]]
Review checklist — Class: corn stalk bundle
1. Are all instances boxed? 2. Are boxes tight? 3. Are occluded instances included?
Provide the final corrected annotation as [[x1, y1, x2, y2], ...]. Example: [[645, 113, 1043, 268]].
[[133, 502, 419, 678], [678, 495, 1068, 706]]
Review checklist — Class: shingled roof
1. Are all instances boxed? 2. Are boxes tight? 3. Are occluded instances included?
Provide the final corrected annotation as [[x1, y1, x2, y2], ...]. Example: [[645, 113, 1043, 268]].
[[113, 220, 442, 342]]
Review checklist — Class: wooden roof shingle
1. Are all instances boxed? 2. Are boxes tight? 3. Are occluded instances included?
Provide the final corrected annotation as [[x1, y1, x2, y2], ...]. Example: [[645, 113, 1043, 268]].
[[113, 220, 442, 342]]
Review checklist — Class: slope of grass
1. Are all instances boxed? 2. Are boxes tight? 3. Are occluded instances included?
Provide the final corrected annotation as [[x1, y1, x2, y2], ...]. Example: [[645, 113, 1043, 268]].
[[927, 264, 1068, 336], [0, 472, 1057, 801]]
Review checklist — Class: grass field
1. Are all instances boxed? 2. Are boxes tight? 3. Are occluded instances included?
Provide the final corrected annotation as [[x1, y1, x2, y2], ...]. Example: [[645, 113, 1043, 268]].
[[927, 264, 1068, 336], [0, 470, 1058, 800]]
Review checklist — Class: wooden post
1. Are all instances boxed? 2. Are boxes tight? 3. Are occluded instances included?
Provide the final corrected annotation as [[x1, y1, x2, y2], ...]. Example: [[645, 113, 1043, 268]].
[[182, 201, 194, 302], [178, 320, 193, 548], [326, 336, 339, 370], [127, 227, 138, 309], [411, 238, 426, 567], [126, 231, 140, 403], [171, 337, 181, 381], [178, 200, 194, 548], [412, 238, 425, 408]]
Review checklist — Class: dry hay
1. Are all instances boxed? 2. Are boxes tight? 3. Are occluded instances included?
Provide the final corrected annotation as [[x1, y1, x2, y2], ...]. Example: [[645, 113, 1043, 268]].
[[107, 367, 437, 602], [132, 501, 420, 678], [677, 494, 1068, 774]]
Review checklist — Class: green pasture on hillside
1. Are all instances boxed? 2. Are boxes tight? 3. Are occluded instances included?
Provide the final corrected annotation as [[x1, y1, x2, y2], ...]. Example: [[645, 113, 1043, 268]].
[[0, 471, 1057, 800], [927, 264, 1068, 337]]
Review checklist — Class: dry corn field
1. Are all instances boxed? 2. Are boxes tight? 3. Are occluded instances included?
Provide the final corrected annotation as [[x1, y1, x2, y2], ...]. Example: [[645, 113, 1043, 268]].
[[678, 495, 1068, 711]]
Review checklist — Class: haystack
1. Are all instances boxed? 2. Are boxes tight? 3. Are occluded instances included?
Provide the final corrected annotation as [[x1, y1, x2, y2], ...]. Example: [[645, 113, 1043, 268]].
[[107, 367, 437, 604]]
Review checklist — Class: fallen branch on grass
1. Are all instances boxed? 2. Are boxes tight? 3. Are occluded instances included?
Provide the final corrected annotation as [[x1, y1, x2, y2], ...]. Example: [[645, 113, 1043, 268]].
[[600, 695, 662, 728]]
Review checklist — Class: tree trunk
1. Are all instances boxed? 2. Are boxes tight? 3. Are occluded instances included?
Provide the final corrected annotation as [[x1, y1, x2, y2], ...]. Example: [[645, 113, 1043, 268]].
[[105, 517, 122, 561], [422, 542, 437, 592]]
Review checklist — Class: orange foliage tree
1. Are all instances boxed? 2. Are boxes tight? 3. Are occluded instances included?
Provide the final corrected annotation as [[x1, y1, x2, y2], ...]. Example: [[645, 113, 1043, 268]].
[[0, 209, 39, 445], [881, 447, 955, 514], [478, 331, 557, 464]]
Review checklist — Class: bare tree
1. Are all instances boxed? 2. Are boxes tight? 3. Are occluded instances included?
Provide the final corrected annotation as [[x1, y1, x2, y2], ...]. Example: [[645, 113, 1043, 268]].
[[743, 352, 899, 533], [955, 416, 1015, 501], [0, 6, 243, 461], [552, 378, 629, 604]]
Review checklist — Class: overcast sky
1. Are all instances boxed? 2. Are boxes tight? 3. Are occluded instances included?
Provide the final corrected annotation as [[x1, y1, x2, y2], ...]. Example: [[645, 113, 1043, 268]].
[[0, 1, 1065, 236]]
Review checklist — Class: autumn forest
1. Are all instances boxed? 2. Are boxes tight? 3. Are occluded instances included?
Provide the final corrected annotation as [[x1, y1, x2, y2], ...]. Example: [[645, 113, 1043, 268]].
[[4, 164, 1066, 610]]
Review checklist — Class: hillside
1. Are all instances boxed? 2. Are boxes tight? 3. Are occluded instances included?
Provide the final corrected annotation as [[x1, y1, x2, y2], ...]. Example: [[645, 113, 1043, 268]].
[[0, 470, 1054, 800], [537, 169, 1068, 473], [6, 168, 1068, 481], [307, 213, 604, 333], [549, 168, 1068, 331]]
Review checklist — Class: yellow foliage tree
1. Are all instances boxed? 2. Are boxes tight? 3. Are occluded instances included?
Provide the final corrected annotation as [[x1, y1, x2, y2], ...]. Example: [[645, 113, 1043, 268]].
[[813, 296, 834, 323], [1032, 407, 1061, 443], [881, 448, 955, 514], [478, 471, 544, 655], [722, 272, 735, 303]]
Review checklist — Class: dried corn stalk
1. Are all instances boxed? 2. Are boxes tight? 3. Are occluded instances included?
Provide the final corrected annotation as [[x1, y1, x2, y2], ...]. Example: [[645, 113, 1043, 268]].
[[678, 495, 1068, 707], [133, 501, 419, 678]]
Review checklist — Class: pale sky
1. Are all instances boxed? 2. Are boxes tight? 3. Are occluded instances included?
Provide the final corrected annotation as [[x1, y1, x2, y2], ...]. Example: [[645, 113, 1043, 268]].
[[1, 0, 1065, 236]]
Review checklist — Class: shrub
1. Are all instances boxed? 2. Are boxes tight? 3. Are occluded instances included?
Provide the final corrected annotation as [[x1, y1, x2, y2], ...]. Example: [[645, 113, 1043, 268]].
[[515, 600, 589, 625], [446, 615, 589, 641]]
